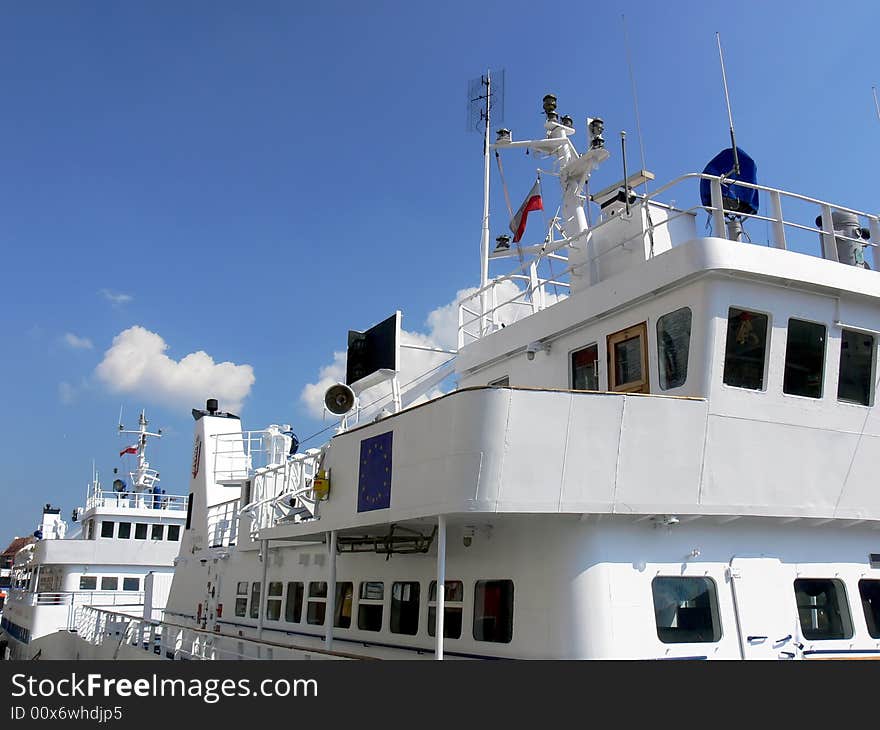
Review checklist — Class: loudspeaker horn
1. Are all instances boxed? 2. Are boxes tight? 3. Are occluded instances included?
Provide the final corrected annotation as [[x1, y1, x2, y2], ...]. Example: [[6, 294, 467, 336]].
[[324, 382, 356, 415]]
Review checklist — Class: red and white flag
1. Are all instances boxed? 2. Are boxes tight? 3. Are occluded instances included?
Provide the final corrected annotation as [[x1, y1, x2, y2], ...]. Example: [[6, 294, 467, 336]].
[[119, 443, 138, 457], [509, 179, 543, 243]]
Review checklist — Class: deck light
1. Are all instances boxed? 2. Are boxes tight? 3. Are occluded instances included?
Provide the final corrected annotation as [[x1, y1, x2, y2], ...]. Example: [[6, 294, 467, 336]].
[[542, 94, 558, 122], [496, 128, 511, 143], [588, 117, 605, 149]]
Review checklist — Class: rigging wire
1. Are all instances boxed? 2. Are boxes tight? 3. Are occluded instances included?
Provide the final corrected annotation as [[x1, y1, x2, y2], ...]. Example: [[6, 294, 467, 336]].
[[622, 14, 649, 192]]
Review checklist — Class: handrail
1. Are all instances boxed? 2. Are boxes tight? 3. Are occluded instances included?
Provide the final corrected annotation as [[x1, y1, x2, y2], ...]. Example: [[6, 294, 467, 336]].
[[458, 171, 879, 347]]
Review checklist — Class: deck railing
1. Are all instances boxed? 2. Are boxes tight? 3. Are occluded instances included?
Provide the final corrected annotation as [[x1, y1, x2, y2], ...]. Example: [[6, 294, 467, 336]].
[[86, 490, 188, 511], [206, 498, 240, 548], [458, 172, 880, 347]]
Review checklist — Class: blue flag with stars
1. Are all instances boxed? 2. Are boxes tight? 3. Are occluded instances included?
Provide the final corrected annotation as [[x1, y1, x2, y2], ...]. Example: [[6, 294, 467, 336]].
[[357, 431, 393, 512]]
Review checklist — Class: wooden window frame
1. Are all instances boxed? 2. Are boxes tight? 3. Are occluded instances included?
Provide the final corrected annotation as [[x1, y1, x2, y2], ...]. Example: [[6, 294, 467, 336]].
[[607, 322, 650, 393]]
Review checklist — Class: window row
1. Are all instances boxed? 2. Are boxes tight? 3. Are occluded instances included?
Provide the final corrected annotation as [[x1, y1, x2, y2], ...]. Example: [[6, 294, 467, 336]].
[[723, 308, 875, 405], [233, 579, 514, 644], [653, 576, 880, 644], [78, 575, 141, 592], [91, 520, 181, 542], [570, 307, 693, 395]]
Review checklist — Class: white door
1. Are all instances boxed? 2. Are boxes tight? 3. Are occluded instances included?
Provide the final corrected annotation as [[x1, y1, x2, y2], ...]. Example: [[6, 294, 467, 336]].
[[728, 557, 800, 660]]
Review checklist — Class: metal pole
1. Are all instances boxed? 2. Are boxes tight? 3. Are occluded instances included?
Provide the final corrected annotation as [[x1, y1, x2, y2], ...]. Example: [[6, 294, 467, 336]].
[[435, 514, 446, 660], [716, 32, 740, 175], [257, 541, 268, 639], [325, 530, 337, 650], [873, 86, 880, 123], [620, 131, 630, 217], [479, 71, 492, 335]]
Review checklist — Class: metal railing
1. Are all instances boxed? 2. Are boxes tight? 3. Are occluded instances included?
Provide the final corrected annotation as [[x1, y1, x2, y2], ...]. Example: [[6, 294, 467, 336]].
[[86, 490, 188, 511], [241, 448, 325, 535], [212, 429, 294, 484], [458, 172, 880, 346], [32, 590, 145, 608], [74, 604, 365, 660], [206, 499, 240, 548]]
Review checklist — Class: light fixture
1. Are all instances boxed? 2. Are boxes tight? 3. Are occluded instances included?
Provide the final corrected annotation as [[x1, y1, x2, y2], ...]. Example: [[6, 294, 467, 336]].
[[526, 341, 550, 361], [542, 94, 558, 122], [587, 117, 605, 149], [496, 128, 511, 143]]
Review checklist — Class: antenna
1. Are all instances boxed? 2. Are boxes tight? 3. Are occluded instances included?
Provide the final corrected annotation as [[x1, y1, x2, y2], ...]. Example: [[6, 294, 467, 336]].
[[620, 132, 631, 217], [622, 14, 649, 191], [117, 404, 124, 431], [873, 86, 880, 123], [716, 32, 740, 176], [467, 69, 505, 334]]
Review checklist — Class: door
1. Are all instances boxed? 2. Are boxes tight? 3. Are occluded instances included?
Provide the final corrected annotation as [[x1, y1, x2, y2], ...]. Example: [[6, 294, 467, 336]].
[[607, 323, 649, 393], [728, 557, 799, 659]]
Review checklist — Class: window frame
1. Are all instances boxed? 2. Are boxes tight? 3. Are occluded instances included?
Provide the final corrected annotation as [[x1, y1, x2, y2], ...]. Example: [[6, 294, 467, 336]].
[[656, 307, 693, 391], [151, 524, 165, 541], [285, 581, 304, 624], [837, 328, 876, 407], [122, 577, 140, 592], [100, 576, 119, 591], [607, 323, 650, 393], [100, 521, 115, 539], [79, 576, 97, 591], [166, 524, 180, 541], [472, 579, 514, 644], [117, 522, 132, 539], [389, 581, 421, 636], [357, 581, 384, 632], [249, 582, 262, 620], [858, 579, 880, 639], [234, 582, 248, 618], [570, 343, 600, 392], [722, 307, 771, 392], [428, 580, 464, 640], [266, 582, 283, 621], [651, 576, 722, 645], [782, 317, 827, 400], [794, 577, 854, 641], [307, 581, 327, 626], [134, 523, 147, 540]]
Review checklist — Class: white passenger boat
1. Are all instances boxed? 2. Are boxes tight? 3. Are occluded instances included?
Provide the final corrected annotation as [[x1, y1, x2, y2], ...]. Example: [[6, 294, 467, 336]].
[[71, 88, 880, 660], [0, 412, 187, 659]]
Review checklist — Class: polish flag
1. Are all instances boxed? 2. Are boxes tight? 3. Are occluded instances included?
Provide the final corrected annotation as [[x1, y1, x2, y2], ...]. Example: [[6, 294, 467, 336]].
[[509, 179, 543, 243], [119, 443, 138, 457]]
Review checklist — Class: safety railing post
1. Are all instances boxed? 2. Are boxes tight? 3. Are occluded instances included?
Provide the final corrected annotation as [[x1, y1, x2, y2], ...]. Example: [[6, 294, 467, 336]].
[[870, 217, 880, 270], [769, 190, 787, 250], [710, 177, 726, 238], [820, 204, 839, 262]]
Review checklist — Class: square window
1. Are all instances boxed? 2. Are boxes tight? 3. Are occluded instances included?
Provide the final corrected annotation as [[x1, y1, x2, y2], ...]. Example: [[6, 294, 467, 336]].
[[79, 576, 97, 591], [794, 578, 853, 640], [166, 525, 180, 541], [571, 345, 599, 391], [652, 576, 721, 644], [151, 524, 164, 541], [123, 578, 139, 591], [100, 521, 115, 538], [390, 582, 420, 635], [134, 524, 147, 540], [101, 576, 118, 591], [783, 319, 826, 398], [723, 308, 768, 390], [117, 522, 131, 539], [838, 330, 875, 406], [473, 580, 513, 643]]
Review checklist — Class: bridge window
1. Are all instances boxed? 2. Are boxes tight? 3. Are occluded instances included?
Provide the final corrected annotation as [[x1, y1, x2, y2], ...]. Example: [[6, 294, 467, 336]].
[[285, 582, 303, 623], [234, 582, 248, 617], [657, 308, 692, 390], [151, 524, 164, 541], [101, 577, 118, 591], [838, 330, 875, 406], [473, 579, 514, 643], [357, 582, 384, 632], [859, 580, 880, 639], [390, 581, 420, 635], [123, 578, 139, 591], [249, 582, 261, 619], [794, 578, 853, 640], [608, 324, 649, 393], [266, 582, 283, 621], [307, 581, 327, 625], [335, 582, 353, 629], [784, 319, 826, 398], [652, 576, 721, 644], [723, 308, 768, 390], [117, 522, 131, 539], [428, 580, 464, 639], [166, 525, 180, 541], [100, 521, 114, 538], [79, 576, 97, 590], [571, 344, 599, 391], [134, 524, 147, 540]]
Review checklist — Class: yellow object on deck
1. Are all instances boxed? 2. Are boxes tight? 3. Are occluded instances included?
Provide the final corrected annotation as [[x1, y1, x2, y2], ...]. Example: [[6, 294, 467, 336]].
[[313, 469, 330, 500]]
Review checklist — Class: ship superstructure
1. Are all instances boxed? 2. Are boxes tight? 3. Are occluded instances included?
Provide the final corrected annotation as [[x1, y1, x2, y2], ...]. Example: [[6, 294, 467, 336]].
[[68, 90, 880, 660]]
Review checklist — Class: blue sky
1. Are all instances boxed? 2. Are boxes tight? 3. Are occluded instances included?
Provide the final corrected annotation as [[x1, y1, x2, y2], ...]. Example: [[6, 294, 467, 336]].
[[1, 1, 878, 545]]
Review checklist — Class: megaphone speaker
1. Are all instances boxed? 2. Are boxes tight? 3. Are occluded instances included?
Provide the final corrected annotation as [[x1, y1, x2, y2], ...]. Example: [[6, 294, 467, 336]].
[[324, 382, 356, 415]]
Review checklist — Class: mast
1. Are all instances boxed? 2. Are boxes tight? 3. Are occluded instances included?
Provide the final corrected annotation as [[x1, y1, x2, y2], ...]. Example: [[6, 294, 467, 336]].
[[119, 409, 162, 492], [479, 70, 491, 335]]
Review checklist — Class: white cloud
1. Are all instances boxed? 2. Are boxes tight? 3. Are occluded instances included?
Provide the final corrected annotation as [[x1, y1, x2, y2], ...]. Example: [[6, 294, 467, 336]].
[[95, 326, 255, 413], [100, 289, 133, 306], [299, 279, 563, 420], [62, 332, 93, 350]]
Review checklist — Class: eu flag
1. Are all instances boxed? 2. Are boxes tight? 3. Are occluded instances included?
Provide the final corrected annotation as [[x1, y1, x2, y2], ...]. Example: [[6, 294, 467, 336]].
[[357, 431, 393, 513]]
